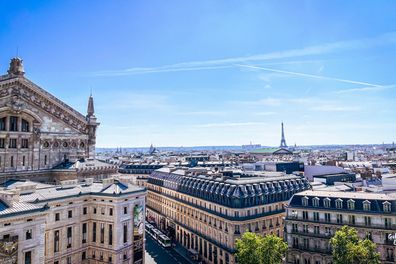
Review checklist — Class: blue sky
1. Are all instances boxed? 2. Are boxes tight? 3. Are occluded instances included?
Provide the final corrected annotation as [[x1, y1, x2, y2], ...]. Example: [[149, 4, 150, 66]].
[[1, 0, 396, 147]]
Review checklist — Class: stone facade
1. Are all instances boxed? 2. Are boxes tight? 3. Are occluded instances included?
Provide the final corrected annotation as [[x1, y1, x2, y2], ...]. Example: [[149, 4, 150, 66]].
[[0, 178, 147, 264], [146, 167, 310, 264], [285, 190, 396, 264], [0, 57, 99, 180]]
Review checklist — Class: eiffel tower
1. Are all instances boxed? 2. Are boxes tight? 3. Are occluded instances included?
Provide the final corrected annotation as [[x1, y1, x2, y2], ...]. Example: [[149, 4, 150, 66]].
[[280, 122, 288, 148]]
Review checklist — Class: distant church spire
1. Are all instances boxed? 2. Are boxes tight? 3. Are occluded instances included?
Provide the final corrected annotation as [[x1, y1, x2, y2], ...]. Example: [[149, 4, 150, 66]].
[[280, 122, 288, 148], [87, 93, 95, 117]]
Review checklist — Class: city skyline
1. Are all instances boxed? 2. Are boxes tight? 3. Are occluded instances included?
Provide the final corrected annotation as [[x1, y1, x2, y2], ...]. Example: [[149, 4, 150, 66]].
[[1, 1, 396, 147]]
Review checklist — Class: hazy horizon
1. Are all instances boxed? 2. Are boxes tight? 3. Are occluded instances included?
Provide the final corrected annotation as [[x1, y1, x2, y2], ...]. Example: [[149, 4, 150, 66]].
[[1, 1, 395, 147]]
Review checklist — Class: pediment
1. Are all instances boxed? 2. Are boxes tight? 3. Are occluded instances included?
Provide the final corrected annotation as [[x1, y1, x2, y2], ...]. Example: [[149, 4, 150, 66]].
[[0, 76, 89, 134]]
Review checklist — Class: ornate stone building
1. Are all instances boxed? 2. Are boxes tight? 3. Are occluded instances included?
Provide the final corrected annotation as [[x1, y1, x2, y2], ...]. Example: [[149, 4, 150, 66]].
[[0, 58, 116, 183]]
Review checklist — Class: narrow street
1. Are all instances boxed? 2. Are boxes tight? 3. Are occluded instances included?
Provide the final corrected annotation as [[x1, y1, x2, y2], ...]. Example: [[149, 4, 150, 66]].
[[145, 234, 191, 264]]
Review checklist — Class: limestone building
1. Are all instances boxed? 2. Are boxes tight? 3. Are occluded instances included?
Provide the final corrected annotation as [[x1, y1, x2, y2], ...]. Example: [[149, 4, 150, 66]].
[[0, 57, 116, 183], [146, 167, 310, 264], [0, 178, 147, 264], [285, 190, 396, 264]]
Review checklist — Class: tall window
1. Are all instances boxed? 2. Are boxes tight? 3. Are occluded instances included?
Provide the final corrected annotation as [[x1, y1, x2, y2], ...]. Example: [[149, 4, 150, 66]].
[[22, 156, 26, 166], [9, 116, 18, 131], [54, 230, 60, 253], [364, 216, 371, 226], [325, 213, 331, 222], [92, 222, 97, 242], [9, 139, 17, 148], [10, 156, 14, 167], [385, 218, 392, 228], [67, 227, 72, 248], [0, 117, 6, 131], [123, 222, 128, 243], [21, 139, 28, 148], [0, 138, 5, 148], [100, 223, 105, 243], [349, 215, 356, 225], [324, 198, 331, 208], [336, 214, 343, 224], [302, 211, 308, 220], [109, 224, 113, 246], [24, 251, 32, 264], [21, 119, 29, 132], [313, 212, 319, 221], [44, 155, 47, 165], [26, 229, 32, 240], [82, 223, 87, 243]]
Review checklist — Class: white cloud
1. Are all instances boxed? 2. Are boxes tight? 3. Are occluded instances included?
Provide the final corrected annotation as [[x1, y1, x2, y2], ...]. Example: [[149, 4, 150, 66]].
[[177, 111, 226, 116], [92, 31, 396, 76], [310, 105, 361, 112], [237, 64, 381, 87], [335, 85, 396, 94], [255, 111, 277, 116], [194, 122, 267, 128]]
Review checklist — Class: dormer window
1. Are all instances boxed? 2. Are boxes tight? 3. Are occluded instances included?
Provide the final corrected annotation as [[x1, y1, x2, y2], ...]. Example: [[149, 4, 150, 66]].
[[312, 197, 320, 207], [324, 198, 331, 208], [335, 199, 343, 209], [383, 201, 391, 213], [347, 199, 355, 210], [363, 200, 371, 211], [302, 196, 309, 206]]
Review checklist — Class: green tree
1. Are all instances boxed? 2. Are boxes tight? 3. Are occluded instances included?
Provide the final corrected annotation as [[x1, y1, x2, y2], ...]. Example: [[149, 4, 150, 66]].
[[330, 226, 380, 264], [235, 232, 287, 264], [261, 234, 288, 264]]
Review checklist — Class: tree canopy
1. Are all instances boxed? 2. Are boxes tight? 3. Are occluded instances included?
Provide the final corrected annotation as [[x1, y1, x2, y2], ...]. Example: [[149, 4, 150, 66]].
[[330, 226, 380, 264], [235, 232, 287, 264]]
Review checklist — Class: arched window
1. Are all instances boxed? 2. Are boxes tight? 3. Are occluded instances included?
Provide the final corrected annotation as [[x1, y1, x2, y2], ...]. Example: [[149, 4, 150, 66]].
[[21, 119, 30, 132]]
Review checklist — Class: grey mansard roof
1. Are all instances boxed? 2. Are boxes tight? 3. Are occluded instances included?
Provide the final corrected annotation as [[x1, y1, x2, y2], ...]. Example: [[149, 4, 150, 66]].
[[0, 179, 146, 209], [149, 168, 310, 208], [289, 190, 396, 214]]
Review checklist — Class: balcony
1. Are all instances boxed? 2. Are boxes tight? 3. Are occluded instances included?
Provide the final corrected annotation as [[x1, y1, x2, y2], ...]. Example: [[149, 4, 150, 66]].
[[290, 230, 332, 239]]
